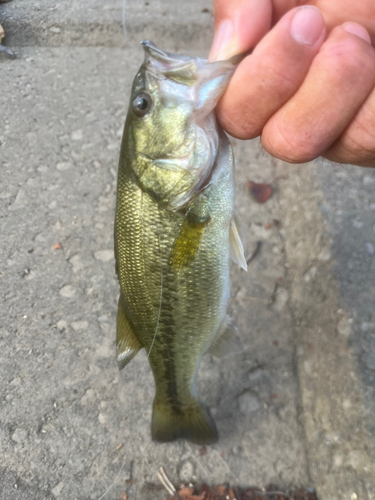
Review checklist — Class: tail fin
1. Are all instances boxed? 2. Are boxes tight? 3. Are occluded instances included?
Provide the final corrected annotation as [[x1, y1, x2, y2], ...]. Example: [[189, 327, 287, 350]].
[[151, 400, 218, 445]]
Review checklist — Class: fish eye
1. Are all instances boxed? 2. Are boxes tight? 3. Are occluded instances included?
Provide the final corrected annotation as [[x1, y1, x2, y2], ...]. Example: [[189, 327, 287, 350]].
[[131, 92, 152, 117]]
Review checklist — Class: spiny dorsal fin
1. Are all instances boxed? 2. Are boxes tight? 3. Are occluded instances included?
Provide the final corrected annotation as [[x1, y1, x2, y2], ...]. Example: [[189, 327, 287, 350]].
[[116, 295, 142, 370], [229, 215, 247, 271]]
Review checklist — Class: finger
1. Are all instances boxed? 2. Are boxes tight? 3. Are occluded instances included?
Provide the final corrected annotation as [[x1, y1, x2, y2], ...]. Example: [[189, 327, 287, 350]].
[[209, 0, 273, 61], [313, 0, 375, 44], [215, 6, 326, 139], [324, 90, 375, 168], [323, 24, 375, 168], [261, 23, 375, 163]]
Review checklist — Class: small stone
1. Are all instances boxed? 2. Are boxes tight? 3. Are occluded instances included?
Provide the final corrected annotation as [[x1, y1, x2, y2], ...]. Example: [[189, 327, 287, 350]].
[[56, 162, 73, 171], [348, 450, 368, 470], [49, 200, 57, 209], [317, 248, 331, 262], [333, 451, 344, 467], [71, 129, 83, 141], [59, 285, 76, 298], [238, 392, 260, 414], [96, 344, 111, 358], [303, 360, 312, 374], [304, 266, 317, 282], [94, 250, 114, 262], [361, 322, 374, 333], [8, 189, 27, 211], [69, 254, 83, 273], [370, 204, 375, 211], [272, 287, 288, 312], [71, 321, 88, 331], [363, 175, 374, 186], [352, 219, 363, 229], [365, 242, 375, 256], [11, 428, 27, 444], [98, 413, 107, 425], [51, 482, 64, 497], [56, 320, 68, 331], [179, 460, 194, 482], [337, 317, 351, 337], [49, 26, 61, 33], [81, 388, 96, 406]]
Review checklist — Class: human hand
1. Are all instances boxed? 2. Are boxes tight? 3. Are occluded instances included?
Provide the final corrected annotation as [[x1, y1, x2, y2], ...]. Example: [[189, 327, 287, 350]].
[[210, 0, 375, 167]]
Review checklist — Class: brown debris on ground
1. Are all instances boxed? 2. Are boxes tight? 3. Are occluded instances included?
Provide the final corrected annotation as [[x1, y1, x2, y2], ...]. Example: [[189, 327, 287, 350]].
[[166, 484, 317, 500], [247, 181, 273, 204], [156, 466, 317, 500]]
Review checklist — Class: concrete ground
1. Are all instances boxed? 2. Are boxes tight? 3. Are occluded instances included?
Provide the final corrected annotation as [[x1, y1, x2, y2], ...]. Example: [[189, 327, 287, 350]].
[[1, 1, 374, 499]]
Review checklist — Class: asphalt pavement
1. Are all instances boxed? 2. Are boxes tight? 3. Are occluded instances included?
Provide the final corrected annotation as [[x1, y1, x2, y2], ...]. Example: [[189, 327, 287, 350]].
[[1, 1, 375, 499]]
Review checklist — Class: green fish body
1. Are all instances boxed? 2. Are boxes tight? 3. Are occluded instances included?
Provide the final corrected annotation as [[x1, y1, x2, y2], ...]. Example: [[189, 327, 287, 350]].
[[114, 41, 247, 444]]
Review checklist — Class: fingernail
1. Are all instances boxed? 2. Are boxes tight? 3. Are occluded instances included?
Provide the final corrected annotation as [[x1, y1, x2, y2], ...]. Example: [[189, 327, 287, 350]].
[[209, 19, 235, 62], [290, 6, 325, 45], [343, 22, 371, 44]]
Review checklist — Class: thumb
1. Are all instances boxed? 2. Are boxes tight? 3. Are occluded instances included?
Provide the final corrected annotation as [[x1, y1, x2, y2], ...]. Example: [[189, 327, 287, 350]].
[[209, 0, 273, 61]]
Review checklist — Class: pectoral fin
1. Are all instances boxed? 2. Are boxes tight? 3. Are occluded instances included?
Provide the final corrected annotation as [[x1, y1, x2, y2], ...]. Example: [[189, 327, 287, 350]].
[[229, 215, 247, 271], [170, 212, 210, 271], [116, 295, 142, 370], [206, 315, 244, 358]]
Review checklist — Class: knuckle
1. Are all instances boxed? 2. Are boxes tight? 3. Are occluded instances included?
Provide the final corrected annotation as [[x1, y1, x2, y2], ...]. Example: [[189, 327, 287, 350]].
[[337, 120, 375, 162], [217, 107, 261, 140], [262, 119, 318, 164], [321, 37, 375, 83]]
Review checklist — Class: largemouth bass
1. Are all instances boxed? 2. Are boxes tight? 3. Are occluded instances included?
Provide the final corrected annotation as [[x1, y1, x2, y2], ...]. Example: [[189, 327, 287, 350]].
[[114, 41, 247, 445]]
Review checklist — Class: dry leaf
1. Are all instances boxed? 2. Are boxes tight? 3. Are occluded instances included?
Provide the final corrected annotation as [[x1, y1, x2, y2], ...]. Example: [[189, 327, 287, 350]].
[[178, 487, 195, 497], [121, 492, 127, 500], [0, 24, 4, 43], [247, 181, 272, 204], [177, 486, 206, 500], [54, 242, 62, 250]]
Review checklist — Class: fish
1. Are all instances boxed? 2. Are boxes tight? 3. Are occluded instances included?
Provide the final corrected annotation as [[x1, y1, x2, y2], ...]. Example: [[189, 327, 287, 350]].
[[114, 40, 247, 445]]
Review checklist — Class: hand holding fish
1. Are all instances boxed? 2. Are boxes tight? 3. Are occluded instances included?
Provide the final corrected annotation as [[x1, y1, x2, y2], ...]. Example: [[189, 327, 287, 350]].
[[211, 0, 375, 168]]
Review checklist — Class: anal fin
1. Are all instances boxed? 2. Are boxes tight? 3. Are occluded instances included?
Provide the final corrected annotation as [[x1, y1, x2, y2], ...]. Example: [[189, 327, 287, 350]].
[[116, 295, 142, 370], [206, 315, 244, 358]]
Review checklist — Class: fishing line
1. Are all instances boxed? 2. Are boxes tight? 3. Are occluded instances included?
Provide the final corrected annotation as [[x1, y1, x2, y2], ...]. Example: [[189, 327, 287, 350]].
[[97, 452, 127, 500], [147, 226, 163, 359], [147, 265, 163, 358], [207, 446, 244, 489], [186, 443, 211, 486], [122, 0, 137, 49]]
